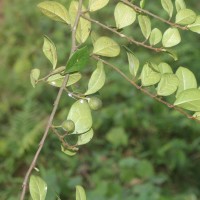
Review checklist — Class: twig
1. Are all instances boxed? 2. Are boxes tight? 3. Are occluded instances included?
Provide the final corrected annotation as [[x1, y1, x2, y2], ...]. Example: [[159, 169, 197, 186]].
[[120, 0, 188, 31], [20, 0, 83, 199]]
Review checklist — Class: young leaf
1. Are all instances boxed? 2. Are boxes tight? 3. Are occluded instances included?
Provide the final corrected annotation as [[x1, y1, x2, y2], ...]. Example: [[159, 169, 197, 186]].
[[141, 63, 161, 86], [67, 100, 92, 134], [29, 175, 47, 200], [175, 9, 196, 25], [43, 36, 57, 69], [162, 28, 181, 47], [161, 0, 173, 18], [61, 145, 77, 156], [175, 66, 197, 96], [93, 37, 120, 57], [165, 49, 178, 61], [76, 185, 86, 200], [138, 15, 151, 39], [140, 0, 146, 8], [174, 89, 200, 111], [89, 0, 109, 12], [47, 73, 82, 87], [30, 69, 40, 88], [77, 128, 94, 145], [175, 0, 186, 12], [149, 28, 162, 46], [157, 74, 179, 96], [85, 61, 106, 95], [158, 62, 173, 74], [114, 2, 136, 29], [65, 46, 89, 73], [188, 16, 200, 34], [37, 1, 70, 24], [127, 52, 140, 77]]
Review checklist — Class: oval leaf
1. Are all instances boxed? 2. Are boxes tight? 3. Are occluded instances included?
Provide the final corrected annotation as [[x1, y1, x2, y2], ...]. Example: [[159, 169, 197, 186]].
[[37, 1, 70, 24], [85, 61, 106, 95], [30, 69, 40, 88], [188, 16, 200, 34], [29, 175, 47, 200], [93, 37, 120, 57], [161, 0, 173, 18], [127, 52, 140, 77], [76, 185, 86, 200], [157, 74, 179, 96], [67, 100, 92, 134], [89, 0, 109, 12], [175, 66, 197, 96], [176, 9, 196, 25], [149, 28, 162, 46], [61, 145, 77, 156], [77, 128, 94, 145], [158, 62, 173, 74], [138, 15, 151, 39], [43, 36, 57, 69], [175, 0, 186, 12], [162, 28, 181, 47], [114, 2, 136, 29], [174, 89, 200, 111]]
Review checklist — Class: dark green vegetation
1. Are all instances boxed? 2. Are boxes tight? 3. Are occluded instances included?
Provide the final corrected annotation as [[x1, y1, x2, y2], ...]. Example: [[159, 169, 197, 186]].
[[1, 0, 200, 199]]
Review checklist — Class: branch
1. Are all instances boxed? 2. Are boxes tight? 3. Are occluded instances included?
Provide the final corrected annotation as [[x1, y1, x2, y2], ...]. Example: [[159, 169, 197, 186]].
[[92, 55, 200, 124], [20, 1, 83, 199], [120, 0, 188, 31]]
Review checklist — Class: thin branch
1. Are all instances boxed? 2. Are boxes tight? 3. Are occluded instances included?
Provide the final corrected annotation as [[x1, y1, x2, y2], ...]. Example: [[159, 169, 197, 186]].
[[81, 14, 163, 52], [92, 55, 200, 124], [120, 0, 188, 31], [20, 0, 83, 199]]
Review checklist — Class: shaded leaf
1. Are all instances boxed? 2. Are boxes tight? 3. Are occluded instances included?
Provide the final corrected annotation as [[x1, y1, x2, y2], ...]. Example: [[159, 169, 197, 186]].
[[176, 9, 196, 25], [89, 0, 109, 12], [61, 145, 77, 156], [138, 15, 151, 39], [175, 0, 186, 12], [77, 129, 94, 145], [149, 28, 162, 46], [114, 2, 136, 29], [30, 69, 40, 88], [37, 1, 70, 24], [165, 49, 178, 61], [193, 112, 200, 120], [127, 52, 140, 77], [158, 62, 173, 74], [162, 28, 181, 47], [85, 61, 106, 95], [29, 175, 47, 200], [161, 0, 173, 18], [140, 0, 146, 8], [93, 37, 120, 57], [90, 31, 99, 45], [76, 185, 86, 200], [188, 16, 200, 34]]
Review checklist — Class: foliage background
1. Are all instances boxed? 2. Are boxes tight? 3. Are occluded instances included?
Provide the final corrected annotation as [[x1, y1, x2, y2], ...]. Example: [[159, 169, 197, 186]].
[[0, 0, 200, 199]]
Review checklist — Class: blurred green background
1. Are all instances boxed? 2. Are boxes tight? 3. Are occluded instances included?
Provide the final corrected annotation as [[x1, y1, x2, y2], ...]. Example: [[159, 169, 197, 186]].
[[1, 0, 200, 199]]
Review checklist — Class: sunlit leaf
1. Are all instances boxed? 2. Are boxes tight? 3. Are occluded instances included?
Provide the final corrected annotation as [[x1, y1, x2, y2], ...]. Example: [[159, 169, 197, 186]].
[[174, 89, 200, 111], [89, 0, 109, 12], [127, 52, 140, 77], [61, 145, 77, 156], [37, 1, 70, 24], [30, 69, 40, 88], [67, 100, 92, 134], [77, 129, 94, 145], [149, 28, 162, 46], [76, 185, 86, 200], [29, 175, 47, 200], [85, 61, 106, 95], [175, 0, 186, 12], [158, 62, 173, 74], [176, 9, 196, 25], [93, 37, 120, 57], [157, 74, 179, 96], [114, 2, 136, 29], [43, 36, 57, 69], [188, 16, 200, 34], [138, 15, 151, 39], [175, 66, 197, 96], [162, 28, 181, 47], [161, 0, 173, 18]]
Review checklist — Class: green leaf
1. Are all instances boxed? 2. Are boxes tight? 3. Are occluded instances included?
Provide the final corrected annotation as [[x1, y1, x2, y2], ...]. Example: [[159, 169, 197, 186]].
[[162, 28, 181, 47], [29, 175, 47, 200], [176, 9, 196, 25], [37, 1, 70, 24], [193, 112, 200, 120], [140, 0, 146, 8], [89, 0, 109, 12], [188, 16, 200, 34], [174, 89, 200, 111], [161, 0, 173, 18], [90, 31, 99, 45], [93, 37, 120, 57], [61, 145, 77, 156], [30, 69, 40, 88], [175, 66, 197, 96], [114, 2, 136, 29], [76, 185, 86, 200], [141, 63, 161, 86], [67, 100, 92, 134], [165, 49, 178, 61], [127, 52, 140, 77], [77, 129, 94, 145], [138, 15, 151, 39], [65, 46, 89, 73], [175, 0, 186, 12], [158, 62, 173, 74], [47, 73, 81, 87], [43, 36, 57, 69], [157, 74, 179, 96], [85, 61, 106, 95], [149, 28, 162, 46]]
